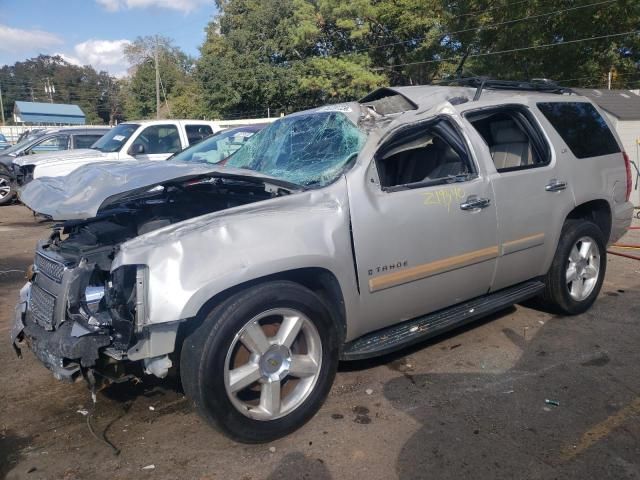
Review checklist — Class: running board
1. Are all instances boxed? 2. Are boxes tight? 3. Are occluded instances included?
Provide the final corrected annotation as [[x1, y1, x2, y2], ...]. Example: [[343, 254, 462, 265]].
[[341, 280, 545, 361]]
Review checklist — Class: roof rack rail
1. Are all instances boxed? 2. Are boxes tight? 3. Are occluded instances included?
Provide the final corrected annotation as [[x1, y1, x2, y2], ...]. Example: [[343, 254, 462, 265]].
[[439, 76, 574, 101]]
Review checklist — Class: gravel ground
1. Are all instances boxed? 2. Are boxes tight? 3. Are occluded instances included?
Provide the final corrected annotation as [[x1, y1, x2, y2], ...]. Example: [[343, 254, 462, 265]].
[[1, 204, 639, 480]]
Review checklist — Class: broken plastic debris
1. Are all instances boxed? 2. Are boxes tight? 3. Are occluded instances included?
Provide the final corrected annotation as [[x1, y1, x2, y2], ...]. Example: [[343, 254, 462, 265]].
[[409, 326, 419, 333], [149, 406, 155, 411], [545, 399, 560, 406], [142, 464, 155, 470], [365, 388, 373, 395], [269, 447, 276, 453], [76, 409, 89, 416]]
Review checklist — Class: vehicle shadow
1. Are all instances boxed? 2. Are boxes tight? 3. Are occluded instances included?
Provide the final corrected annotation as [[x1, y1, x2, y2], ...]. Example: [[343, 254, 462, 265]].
[[266, 451, 333, 480], [0, 429, 32, 479], [380, 288, 640, 480]]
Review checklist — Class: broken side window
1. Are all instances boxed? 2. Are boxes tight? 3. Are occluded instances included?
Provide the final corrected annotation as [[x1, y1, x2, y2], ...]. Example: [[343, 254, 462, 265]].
[[375, 118, 474, 191]]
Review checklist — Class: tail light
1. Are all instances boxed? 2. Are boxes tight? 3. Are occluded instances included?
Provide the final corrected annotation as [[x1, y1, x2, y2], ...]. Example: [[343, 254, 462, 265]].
[[623, 151, 632, 201]]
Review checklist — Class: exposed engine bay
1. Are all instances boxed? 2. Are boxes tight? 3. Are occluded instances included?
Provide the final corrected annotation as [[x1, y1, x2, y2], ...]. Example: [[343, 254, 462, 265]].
[[15, 174, 293, 383]]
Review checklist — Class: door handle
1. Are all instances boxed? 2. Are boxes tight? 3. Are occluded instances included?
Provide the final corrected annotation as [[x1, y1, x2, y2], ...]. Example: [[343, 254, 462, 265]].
[[545, 180, 567, 192], [460, 196, 491, 211]]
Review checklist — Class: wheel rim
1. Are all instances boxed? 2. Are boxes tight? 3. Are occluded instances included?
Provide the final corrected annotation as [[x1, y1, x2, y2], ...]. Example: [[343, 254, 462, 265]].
[[223, 308, 323, 421], [566, 236, 600, 301], [0, 177, 11, 199]]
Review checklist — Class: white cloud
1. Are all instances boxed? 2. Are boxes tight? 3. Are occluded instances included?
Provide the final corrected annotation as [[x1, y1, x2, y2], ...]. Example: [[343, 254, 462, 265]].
[[0, 24, 63, 53], [57, 39, 132, 77], [96, 0, 209, 13]]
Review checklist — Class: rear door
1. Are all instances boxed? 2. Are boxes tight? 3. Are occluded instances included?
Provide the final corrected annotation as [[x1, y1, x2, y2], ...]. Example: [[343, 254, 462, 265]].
[[462, 104, 571, 290], [348, 114, 498, 334]]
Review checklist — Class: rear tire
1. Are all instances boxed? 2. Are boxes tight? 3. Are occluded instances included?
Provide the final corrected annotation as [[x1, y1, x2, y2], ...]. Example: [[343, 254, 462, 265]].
[[540, 220, 606, 315], [180, 281, 339, 443], [0, 173, 15, 206]]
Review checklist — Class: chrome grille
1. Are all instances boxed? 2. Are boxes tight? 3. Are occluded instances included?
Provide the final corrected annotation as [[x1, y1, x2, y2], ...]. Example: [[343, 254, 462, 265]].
[[35, 252, 65, 283], [30, 283, 56, 330]]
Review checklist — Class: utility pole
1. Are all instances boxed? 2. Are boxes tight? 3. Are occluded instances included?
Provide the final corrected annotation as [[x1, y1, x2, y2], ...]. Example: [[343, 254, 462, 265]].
[[607, 68, 612, 90], [0, 84, 5, 125], [154, 36, 160, 119], [44, 78, 55, 102]]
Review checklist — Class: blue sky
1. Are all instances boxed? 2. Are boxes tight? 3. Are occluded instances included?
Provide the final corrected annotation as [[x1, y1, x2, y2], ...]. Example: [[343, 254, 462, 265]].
[[0, 0, 217, 76]]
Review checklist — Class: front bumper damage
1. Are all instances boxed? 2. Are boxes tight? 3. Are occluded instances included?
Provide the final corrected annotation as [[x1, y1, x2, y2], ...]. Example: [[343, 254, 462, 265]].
[[12, 281, 112, 382], [12, 244, 181, 384]]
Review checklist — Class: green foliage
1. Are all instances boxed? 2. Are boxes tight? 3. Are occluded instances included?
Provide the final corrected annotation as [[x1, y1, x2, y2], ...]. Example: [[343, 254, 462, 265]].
[[0, 55, 122, 125], [2, 2, 639, 123]]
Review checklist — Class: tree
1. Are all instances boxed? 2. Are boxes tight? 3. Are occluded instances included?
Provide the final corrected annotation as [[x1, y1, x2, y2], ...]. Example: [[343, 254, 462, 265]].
[[123, 36, 196, 119], [0, 55, 120, 124]]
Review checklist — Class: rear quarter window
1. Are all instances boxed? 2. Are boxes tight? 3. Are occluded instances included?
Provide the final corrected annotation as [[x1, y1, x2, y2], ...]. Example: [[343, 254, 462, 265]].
[[536, 102, 620, 159], [186, 124, 213, 145]]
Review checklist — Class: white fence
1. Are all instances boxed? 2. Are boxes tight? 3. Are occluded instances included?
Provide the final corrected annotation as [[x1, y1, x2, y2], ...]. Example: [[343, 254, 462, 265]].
[[0, 117, 277, 144]]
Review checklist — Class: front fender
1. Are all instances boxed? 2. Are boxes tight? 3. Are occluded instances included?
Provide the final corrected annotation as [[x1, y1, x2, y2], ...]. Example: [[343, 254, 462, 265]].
[[113, 179, 358, 326]]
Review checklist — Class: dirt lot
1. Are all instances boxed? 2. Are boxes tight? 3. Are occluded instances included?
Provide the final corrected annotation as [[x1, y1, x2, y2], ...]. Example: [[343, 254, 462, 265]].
[[1, 203, 640, 480]]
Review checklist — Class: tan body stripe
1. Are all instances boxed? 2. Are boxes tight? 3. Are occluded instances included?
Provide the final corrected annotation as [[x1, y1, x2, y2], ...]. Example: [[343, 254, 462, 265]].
[[368, 233, 545, 293], [501, 233, 545, 255], [368, 245, 499, 292]]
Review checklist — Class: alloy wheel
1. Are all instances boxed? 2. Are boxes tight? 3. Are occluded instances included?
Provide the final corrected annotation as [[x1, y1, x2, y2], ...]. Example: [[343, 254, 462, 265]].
[[223, 308, 323, 421]]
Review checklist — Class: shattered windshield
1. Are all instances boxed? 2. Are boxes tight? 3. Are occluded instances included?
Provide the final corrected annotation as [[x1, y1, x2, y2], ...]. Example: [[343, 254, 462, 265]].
[[92, 124, 139, 153], [226, 111, 366, 187], [171, 127, 259, 164]]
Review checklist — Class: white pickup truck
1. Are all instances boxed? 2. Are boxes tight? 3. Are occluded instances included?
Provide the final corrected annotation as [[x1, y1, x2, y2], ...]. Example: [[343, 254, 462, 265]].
[[13, 119, 221, 185]]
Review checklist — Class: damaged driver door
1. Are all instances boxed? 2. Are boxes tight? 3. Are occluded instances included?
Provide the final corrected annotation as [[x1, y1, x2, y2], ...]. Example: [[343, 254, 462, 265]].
[[348, 114, 498, 335]]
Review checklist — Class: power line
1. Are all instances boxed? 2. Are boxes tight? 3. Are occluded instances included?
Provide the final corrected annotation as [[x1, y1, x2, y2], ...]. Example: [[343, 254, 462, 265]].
[[348, 0, 616, 56], [376, 30, 640, 70]]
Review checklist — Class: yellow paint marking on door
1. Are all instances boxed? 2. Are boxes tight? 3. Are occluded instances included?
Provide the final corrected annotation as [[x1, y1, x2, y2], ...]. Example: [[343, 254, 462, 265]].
[[561, 396, 640, 461]]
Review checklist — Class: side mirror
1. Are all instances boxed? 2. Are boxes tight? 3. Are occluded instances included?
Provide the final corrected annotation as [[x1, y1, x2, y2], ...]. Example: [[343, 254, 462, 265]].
[[129, 144, 145, 156]]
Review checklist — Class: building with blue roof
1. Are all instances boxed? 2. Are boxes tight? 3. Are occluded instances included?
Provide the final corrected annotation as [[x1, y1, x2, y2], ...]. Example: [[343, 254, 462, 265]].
[[13, 101, 86, 125]]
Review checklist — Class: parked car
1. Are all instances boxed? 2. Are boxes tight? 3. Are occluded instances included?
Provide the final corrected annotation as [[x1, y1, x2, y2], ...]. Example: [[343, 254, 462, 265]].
[[169, 124, 264, 164], [0, 127, 110, 206], [0, 133, 10, 150], [13, 80, 634, 443], [12, 120, 223, 187]]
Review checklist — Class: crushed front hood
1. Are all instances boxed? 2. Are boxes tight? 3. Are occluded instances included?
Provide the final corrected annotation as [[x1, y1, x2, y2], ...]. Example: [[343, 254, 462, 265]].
[[19, 160, 285, 220], [12, 149, 107, 167]]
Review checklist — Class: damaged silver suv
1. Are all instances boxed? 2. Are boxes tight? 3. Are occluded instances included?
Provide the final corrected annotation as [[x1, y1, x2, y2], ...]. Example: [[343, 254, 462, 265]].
[[12, 80, 635, 442]]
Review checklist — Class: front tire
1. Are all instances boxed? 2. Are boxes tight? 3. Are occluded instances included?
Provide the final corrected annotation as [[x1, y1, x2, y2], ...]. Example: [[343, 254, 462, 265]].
[[0, 173, 15, 206], [180, 281, 339, 443], [540, 220, 606, 315]]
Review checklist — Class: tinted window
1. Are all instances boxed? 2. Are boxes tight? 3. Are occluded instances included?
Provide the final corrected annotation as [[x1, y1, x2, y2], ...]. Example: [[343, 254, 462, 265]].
[[537, 102, 620, 158], [30, 135, 69, 154], [74, 134, 104, 149], [133, 125, 182, 154], [185, 124, 213, 145]]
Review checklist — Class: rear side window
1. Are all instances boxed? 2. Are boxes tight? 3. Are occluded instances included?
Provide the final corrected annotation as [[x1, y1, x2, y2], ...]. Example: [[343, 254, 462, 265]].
[[74, 134, 104, 149], [537, 102, 620, 159], [186, 124, 213, 145]]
